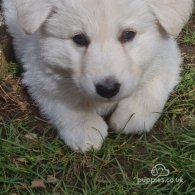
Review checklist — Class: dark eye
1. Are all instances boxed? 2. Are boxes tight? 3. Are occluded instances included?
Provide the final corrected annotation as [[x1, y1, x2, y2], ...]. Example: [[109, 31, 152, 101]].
[[120, 31, 136, 43], [72, 34, 90, 47]]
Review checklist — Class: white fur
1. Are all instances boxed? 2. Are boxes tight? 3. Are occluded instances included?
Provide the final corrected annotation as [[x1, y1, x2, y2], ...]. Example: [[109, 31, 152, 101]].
[[2, 0, 193, 152]]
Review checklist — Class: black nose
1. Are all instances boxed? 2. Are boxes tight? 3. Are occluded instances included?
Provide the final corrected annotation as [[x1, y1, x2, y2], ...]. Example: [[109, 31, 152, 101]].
[[95, 78, 120, 98]]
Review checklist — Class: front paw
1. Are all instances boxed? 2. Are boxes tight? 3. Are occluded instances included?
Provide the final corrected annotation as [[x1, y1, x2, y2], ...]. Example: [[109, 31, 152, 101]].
[[59, 116, 108, 152], [109, 103, 160, 134]]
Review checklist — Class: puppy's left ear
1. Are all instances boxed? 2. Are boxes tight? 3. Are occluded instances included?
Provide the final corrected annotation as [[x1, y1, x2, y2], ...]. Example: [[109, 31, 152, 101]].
[[15, 0, 53, 34], [146, 0, 193, 36]]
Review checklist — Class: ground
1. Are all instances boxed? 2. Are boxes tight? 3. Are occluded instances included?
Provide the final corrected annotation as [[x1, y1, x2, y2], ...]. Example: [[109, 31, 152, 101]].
[[0, 14, 195, 195]]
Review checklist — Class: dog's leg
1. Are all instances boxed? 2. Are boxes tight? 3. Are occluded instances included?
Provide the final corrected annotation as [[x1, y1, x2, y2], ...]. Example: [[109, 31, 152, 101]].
[[109, 77, 171, 134], [40, 99, 108, 152]]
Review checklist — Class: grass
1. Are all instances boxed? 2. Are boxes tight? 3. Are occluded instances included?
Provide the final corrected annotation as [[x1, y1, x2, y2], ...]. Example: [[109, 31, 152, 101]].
[[183, 28, 195, 45], [0, 62, 19, 81], [1, 119, 194, 194], [0, 21, 195, 194]]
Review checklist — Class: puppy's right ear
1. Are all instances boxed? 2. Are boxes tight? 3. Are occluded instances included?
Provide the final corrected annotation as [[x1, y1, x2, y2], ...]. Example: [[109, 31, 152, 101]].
[[146, 0, 193, 36], [15, 0, 53, 34]]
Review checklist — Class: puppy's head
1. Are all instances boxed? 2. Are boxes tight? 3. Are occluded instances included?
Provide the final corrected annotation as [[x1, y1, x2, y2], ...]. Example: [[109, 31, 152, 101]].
[[15, 0, 193, 101]]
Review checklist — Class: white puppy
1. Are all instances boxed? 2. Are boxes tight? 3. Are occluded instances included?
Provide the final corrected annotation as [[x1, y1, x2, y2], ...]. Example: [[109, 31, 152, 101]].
[[3, 0, 193, 152]]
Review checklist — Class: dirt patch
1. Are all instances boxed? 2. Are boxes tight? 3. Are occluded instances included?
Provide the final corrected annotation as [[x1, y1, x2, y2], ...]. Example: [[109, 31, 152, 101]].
[[0, 75, 54, 139], [180, 44, 195, 56], [0, 76, 31, 120]]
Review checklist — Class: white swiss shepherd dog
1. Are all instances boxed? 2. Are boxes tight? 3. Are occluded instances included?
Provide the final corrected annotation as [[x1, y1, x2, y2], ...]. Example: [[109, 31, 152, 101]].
[[3, 0, 193, 152]]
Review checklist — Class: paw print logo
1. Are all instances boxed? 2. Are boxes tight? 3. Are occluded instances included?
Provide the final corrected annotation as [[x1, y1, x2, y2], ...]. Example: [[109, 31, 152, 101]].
[[151, 164, 170, 178]]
